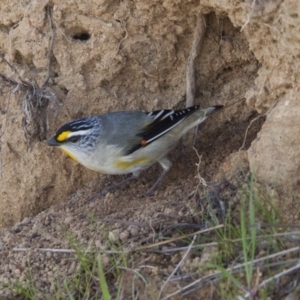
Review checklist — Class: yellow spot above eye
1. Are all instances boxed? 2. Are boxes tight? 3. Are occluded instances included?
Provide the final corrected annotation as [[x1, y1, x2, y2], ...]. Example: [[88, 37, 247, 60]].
[[57, 131, 71, 142], [115, 157, 148, 170], [61, 147, 78, 162]]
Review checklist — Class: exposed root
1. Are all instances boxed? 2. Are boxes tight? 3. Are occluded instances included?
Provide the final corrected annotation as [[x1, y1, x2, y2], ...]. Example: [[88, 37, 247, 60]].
[[241, 0, 257, 32], [239, 97, 279, 151], [0, 6, 60, 149], [112, 19, 128, 62]]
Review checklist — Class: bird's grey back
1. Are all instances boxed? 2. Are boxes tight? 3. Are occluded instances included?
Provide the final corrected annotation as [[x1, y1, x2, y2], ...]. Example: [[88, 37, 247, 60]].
[[98, 111, 151, 153]]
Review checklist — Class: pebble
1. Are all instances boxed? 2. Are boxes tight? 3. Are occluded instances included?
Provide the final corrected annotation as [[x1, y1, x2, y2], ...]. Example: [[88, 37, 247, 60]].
[[129, 227, 139, 236], [108, 231, 118, 242], [14, 269, 21, 276], [119, 230, 129, 241], [46, 252, 52, 258]]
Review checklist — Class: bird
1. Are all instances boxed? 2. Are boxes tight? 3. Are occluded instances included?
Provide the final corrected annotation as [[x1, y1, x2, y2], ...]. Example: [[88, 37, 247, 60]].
[[47, 105, 223, 198]]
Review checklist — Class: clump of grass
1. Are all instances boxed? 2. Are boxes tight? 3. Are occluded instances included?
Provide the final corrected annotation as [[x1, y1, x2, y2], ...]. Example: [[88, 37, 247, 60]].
[[158, 176, 300, 299]]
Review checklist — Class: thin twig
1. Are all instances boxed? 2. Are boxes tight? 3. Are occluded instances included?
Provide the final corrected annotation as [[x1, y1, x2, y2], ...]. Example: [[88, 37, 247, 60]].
[[158, 235, 196, 300], [112, 19, 128, 62], [239, 97, 279, 150], [193, 146, 207, 189], [51, 18, 72, 42], [0, 53, 24, 83], [135, 224, 224, 251], [239, 114, 265, 150], [241, 0, 256, 32]]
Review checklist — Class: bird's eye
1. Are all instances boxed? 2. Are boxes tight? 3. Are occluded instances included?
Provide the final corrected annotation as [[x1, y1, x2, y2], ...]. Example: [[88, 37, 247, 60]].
[[69, 136, 80, 143]]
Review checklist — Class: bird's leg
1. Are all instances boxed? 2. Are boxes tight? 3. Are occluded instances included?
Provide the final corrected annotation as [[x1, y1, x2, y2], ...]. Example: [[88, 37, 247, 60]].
[[146, 157, 172, 197], [89, 172, 140, 201]]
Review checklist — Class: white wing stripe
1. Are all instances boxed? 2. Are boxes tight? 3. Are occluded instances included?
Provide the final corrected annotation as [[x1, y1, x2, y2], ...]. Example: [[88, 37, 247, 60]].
[[146, 118, 185, 144], [161, 110, 175, 120], [154, 110, 165, 120]]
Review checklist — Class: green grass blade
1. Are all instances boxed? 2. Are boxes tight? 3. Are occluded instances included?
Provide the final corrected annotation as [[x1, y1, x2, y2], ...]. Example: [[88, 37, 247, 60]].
[[97, 254, 111, 300]]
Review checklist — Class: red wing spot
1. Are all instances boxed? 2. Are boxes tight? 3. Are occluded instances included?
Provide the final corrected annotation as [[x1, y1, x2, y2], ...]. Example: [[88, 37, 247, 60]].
[[141, 139, 147, 146]]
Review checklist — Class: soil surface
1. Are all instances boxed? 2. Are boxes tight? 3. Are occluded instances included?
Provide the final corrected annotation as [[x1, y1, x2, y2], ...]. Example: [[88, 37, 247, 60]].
[[0, 0, 299, 298]]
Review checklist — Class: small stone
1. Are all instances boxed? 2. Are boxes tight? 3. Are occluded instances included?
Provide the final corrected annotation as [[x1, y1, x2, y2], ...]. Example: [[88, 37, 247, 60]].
[[64, 216, 73, 224], [100, 254, 110, 267], [108, 231, 118, 242], [119, 230, 130, 241], [14, 269, 21, 276], [164, 208, 173, 215], [129, 227, 139, 236], [21, 217, 31, 225]]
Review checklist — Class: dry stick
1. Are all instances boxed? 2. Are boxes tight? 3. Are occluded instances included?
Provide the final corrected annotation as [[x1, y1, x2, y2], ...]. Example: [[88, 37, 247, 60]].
[[12, 225, 223, 256], [12, 229, 300, 257], [42, 6, 55, 89], [182, 259, 300, 297], [157, 235, 196, 300], [244, 262, 300, 298], [0, 87, 13, 177], [135, 224, 223, 251], [12, 247, 122, 254], [185, 14, 206, 145], [186, 14, 206, 108], [162, 246, 300, 299], [152, 230, 300, 254]]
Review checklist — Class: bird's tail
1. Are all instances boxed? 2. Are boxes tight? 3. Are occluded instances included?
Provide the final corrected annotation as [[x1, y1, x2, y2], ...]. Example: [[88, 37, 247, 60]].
[[204, 105, 224, 115]]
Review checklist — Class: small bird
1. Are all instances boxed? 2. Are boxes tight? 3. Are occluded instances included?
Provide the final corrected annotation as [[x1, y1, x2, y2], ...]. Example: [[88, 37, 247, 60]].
[[47, 105, 223, 197]]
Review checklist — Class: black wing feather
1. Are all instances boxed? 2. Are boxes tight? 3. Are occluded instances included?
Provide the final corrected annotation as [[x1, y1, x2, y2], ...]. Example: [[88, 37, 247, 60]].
[[125, 105, 199, 155]]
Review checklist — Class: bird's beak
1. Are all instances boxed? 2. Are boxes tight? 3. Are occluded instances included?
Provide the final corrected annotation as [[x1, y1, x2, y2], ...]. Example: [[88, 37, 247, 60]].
[[47, 137, 60, 146]]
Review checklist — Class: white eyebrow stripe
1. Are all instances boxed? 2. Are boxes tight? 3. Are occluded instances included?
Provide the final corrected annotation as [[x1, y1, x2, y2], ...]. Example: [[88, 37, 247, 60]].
[[67, 130, 92, 138], [73, 125, 92, 130]]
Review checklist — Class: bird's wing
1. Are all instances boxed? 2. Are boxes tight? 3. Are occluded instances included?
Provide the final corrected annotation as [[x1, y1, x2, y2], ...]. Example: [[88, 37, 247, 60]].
[[125, 105, 200, 155]]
